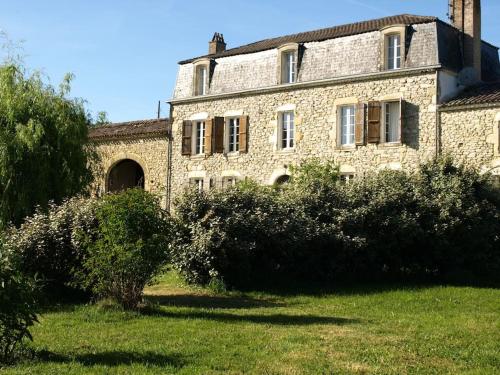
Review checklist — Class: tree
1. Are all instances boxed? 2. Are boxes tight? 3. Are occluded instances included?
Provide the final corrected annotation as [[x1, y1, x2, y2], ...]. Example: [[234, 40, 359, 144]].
[[0, 62, 98, 228]]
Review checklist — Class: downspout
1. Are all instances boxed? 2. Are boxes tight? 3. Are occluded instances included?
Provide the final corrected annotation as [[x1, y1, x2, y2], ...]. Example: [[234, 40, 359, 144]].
[[435, 70, 441, 158], [165, 102, 173, 212]]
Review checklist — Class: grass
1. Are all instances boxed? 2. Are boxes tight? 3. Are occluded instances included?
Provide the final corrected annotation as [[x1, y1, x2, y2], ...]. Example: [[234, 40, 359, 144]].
[[2, 272, 499, 374]]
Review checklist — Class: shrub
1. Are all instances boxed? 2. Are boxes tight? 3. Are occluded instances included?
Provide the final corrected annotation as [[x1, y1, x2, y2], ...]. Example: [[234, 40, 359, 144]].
[[0, 242, 39, 363], [80, 189, 172, 309], [4, 196, 99, 294], [171, 184, 305, 287]]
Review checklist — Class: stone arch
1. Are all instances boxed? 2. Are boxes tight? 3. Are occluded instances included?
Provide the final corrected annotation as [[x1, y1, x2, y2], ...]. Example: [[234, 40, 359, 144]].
[[268, 168, 291, 185], [105, 152, 150, 192]]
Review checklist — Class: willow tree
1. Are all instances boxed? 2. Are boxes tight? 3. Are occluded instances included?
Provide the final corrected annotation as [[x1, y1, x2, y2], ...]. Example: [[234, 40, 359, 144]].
[[0, 63, 97, 228]]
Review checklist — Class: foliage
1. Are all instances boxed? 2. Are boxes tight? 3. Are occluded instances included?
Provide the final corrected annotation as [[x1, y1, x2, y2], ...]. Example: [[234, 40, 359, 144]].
[[0, 242, 39, 363], [172, 158, 500, 287], [4, 197, 99, 293], [0, 62, 98, 229], [80, 189, 172, 309]]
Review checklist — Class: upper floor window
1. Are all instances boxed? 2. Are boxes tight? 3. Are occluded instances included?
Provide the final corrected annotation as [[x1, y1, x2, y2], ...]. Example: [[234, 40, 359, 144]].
[[195, 65, 208, 95], [195, 121, 206, 154], [279, 111, 295, 149], [226, 117, 240, 153], [340, 105, 356, 146], [281, 51, 297, 84], [386, 34, 401, 70], [383, 101, 401, 143]]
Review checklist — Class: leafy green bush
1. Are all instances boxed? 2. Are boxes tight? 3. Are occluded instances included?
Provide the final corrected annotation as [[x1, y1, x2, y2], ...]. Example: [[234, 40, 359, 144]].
[[171, 157, 500, 287], [4, 196, 99, 293], [0, 242, 39, 363], [80, 189, 172, 309]]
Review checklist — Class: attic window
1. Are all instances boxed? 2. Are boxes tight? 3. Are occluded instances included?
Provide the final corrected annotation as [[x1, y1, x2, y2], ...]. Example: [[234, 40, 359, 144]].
[[380, 25, 406, 71], [277, 43, 300, 84], [193, 59, 210, 96]]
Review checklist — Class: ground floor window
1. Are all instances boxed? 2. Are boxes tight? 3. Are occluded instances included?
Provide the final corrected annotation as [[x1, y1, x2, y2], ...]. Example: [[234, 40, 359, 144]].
[[279, 111, 294, 149], [384, 101, 400, 143], [340, 105, 355, 146], [190, 178, 204, 192], [227, 118, 240, 153], [340, 174, 354, 184], [222, 176, 238, 189], [195, 121, 205, 155]]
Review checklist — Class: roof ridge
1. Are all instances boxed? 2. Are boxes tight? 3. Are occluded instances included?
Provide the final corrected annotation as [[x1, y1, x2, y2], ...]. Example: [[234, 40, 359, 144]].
[[97, 118, 169, 128], [180, 14, 437, 64]]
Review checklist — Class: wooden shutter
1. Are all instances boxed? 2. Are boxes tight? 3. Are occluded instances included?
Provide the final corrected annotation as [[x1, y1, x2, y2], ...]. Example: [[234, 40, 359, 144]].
[[239, 116, 249, 153], [213, 117, 225, 153], [181, 120, 192, 155], [204, 118, 213, 155], [355, 103, 365, 146], [399, 98, 405, 144], [367, 101, 381, 143]]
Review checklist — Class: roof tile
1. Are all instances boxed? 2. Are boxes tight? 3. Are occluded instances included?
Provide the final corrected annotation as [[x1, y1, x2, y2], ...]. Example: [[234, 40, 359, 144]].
[[89, 118, 169, 140]]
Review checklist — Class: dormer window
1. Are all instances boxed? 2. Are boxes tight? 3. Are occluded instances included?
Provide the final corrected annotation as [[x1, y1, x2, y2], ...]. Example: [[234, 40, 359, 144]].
[[193, 59, 210, 96], [282, 51, 297, 84], [380, 25, 406, 71], [277, 43, 300, 85], [386, 34, 401, 70]]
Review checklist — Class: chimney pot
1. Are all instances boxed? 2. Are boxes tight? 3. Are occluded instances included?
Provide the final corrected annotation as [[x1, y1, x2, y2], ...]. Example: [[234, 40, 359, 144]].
[[209, 32, 226, 55]]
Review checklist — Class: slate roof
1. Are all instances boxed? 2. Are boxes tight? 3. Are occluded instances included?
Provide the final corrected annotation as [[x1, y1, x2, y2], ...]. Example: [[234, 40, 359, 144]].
[[179, 14, 437, 64], [89, 118, 170, 140], [443, 82, 500, 108]]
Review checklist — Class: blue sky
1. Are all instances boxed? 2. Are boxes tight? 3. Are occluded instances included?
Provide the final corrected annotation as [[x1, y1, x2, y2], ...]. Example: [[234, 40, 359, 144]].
[[1, 0, 499, 123]]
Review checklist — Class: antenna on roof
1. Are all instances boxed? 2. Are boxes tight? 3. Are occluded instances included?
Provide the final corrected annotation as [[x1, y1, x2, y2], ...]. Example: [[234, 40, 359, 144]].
[[157, 101, 161, 119]]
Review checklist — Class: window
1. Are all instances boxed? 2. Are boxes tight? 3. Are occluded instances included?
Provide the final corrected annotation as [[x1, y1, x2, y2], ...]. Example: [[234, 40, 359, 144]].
[[384, 101, 400, 143], [275, 175, 291, 185], [195, 121, 205, 154], [279, 111, 294, 149], [195, 65, 208, 95], [281, 51, 297, 84], [386, 34, 401, 70], [340, 174, 354, 184], [190, 178, 204, 192], [227, 117, 240, 153], [340, 105, 356, 146], [222, 176, 238, 188]]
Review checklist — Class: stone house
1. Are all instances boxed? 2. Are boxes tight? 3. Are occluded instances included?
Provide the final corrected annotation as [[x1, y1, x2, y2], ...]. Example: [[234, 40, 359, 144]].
[[90, 0, 500, 209]]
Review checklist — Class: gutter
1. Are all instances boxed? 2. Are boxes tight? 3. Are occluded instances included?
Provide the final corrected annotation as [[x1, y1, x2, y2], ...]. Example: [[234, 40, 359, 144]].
[[439, 102, 500, 111], [169, 65, 442, 105]]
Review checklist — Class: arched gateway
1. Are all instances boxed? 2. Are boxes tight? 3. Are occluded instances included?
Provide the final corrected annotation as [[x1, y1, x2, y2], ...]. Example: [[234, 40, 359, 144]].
[[107, 159, 145, 192]]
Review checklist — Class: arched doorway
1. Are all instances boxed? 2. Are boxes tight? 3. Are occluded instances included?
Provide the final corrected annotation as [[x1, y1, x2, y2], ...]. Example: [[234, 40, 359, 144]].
[[107, 159, 145, 193]]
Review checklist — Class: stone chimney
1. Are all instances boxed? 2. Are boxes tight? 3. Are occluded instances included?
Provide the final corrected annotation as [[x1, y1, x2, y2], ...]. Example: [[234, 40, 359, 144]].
[[449, 0, 482, 82], [209, 33, 226, 55]]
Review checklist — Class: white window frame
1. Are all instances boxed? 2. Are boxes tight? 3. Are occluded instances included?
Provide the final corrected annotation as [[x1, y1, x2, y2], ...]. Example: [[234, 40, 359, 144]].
[[386, 34, 401, 70], [380, 25, 405, 71], [382, 101, 401, 144], [193, 59, 210, 96], [222, 176, 238, 189], [278, 111, 295, 150], [282, 51, 297, 84], [190, 178, 204, 192], [225, 117, 240, 153], [340, 174, 354, 184], [193, 121, 206, 155], [339, 105, 356, 147]]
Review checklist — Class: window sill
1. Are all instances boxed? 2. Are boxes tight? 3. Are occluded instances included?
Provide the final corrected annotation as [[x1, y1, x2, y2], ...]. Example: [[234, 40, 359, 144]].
[[378, 142, 402, 148], [275, 148, 296, 154], [225, 151, 240, 158], [189, 154, 206, 160], [336, 145, 356, 151]]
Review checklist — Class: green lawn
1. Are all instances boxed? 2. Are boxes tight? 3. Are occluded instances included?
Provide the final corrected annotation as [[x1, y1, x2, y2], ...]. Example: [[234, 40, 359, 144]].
[[2, 273, 499, 374]]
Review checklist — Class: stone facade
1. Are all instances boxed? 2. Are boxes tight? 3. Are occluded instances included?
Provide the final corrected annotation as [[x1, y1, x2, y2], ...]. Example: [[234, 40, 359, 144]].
[[91, 136, 169, 206], [170, 71, 438, 199], [440, 107, 500, 174]]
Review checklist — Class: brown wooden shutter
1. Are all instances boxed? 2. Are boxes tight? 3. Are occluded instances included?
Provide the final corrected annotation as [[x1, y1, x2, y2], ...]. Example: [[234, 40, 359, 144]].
[[355, 103, 365, 146], [204, 118, 213, 155], [239, 115, 249, 153], [213, 117, 225, 153], [399, 98, 405, 144], [367, 101, 381, 143], [181, 120, 192, 155]]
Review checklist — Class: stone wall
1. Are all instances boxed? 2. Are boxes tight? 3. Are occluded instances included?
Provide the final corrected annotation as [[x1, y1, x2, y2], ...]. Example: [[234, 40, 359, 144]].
[[92, 136, 169, 207], [440, 107, 500, 173], [169, 72, 438, 203]]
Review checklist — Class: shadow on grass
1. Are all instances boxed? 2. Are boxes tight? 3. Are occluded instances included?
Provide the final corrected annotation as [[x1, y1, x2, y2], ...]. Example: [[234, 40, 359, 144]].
[[142, 307, 360, 326], [145, 294, 285, 309], [35, 349, 184, 368]]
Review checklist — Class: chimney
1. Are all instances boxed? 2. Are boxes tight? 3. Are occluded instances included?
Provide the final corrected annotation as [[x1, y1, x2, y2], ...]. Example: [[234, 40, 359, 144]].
[[449, 0, 482, 82], [209, 33, 226, 55]]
